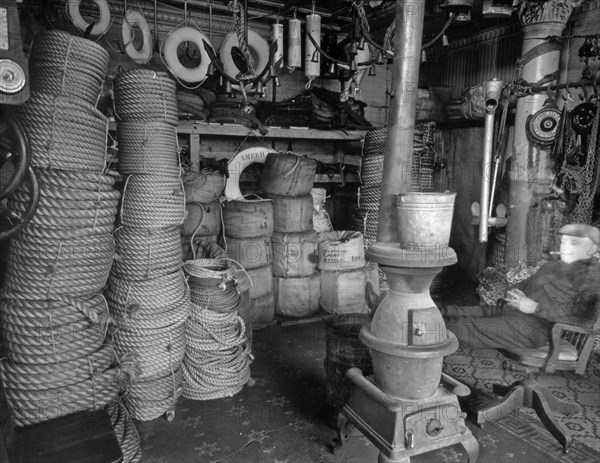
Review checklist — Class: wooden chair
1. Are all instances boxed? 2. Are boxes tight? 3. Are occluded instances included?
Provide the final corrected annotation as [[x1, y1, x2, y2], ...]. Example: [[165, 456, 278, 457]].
[[472, 320, 598, 454]]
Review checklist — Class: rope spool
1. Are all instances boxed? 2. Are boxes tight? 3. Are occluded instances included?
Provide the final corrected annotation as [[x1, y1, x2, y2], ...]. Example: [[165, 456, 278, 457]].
[[29, 29, 109, 106], [222, 198, 274, 238], [113, 226, 183, 280], [117, 122, 180, 176], [273, 272, 320, 318], [183, 201, 222, 237], [15, 94, 109, 172], [183, 170, 226, 203], [113, 69, 178, 125], [111, 324, 186, 381], [162, 26, 213, 84], [265, 193, 313, 233], [260, 152, 317, 196], [271, 230, 318, 278], [4, 368, 120, 427], [106, 270, 190, 319], [66, 0, 111, 37], [122, 9, 153, 65], [120, 175, 185, 228], [358, 185, 381, 211]]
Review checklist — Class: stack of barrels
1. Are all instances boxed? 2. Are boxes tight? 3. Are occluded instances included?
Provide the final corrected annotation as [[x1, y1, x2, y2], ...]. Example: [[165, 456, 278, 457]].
[[262, 153, 320, 318], [181, 169, 225, 260], [108, 69, 189, 421], [1, 30, 124, 429], [318, 231, 379, 314], [222, 197, 275, 327]]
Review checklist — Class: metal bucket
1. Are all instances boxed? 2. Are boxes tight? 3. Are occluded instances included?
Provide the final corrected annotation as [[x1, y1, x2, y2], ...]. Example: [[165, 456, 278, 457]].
[[395, 192, 456, 250], [323, 314, 372, 410]]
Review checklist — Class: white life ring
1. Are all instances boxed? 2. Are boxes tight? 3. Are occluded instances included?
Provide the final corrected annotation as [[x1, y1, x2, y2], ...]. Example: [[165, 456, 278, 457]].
[[220, 30, 269, 78], [66, 0, 111, 37], [162, 26, 213, 83], [122, 10, 152, 65], [225, 147, 277, 200]]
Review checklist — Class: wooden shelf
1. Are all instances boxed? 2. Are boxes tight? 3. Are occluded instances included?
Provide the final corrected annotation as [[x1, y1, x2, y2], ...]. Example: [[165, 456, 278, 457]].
[[109, 120, 368, 141]]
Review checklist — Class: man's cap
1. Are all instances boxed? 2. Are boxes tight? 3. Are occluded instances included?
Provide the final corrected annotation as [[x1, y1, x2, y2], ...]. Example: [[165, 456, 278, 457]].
[[558, 223, 600, 246]]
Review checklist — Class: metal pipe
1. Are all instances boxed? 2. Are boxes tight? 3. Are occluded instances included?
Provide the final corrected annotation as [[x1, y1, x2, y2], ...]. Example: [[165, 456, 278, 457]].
[[479, 78, 503, 243], [376, 0, 426, 243]]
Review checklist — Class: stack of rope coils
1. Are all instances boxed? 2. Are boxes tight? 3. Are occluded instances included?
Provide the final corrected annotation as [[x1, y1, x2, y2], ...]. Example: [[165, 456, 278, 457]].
[[182, 259, 252, 400], [109, 69, 189, 421], [354, 123, 438, 289], [1, 30, 125, 430]]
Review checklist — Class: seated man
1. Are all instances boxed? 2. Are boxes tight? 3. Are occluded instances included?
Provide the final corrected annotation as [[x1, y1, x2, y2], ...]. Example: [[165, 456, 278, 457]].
[[443, 223, 600, 350]]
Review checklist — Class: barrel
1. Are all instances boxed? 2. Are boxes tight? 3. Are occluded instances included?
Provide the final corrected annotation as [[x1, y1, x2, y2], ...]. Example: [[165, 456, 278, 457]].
[[395, 192, 456, 250], [271, 230, 318, 278], [183, 170, 226, 203], [323, 313, 373, 410], [250, 292, 275, 328], [182, 201, 221, 236], [222, 198, 274, 238], [222, 236, 271, 270], [260, 152, 317, 196], [245, 264, 273, 299], [265, 193, 313, 233], [317, 231, 365, 270], [320, 267, 370, 314], [273, 272, 320, 318]]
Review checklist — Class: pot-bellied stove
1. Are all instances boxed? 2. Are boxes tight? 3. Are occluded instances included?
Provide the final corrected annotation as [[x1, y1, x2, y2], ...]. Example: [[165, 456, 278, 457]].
[[333, 193, 479, 463]]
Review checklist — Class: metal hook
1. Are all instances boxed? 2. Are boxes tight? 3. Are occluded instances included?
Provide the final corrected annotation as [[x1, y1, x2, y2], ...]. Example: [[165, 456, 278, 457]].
[[562, 82, 572, 101], [547, 84, 556, 102]]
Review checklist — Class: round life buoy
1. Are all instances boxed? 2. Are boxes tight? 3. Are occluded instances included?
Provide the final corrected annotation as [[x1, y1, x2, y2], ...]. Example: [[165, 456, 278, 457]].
[[225, 147, 276, 200], [67, 0, 111, 37], [122, 9, 152, 65], [220, 30, 269, 78], [162, 26, 213, 83]]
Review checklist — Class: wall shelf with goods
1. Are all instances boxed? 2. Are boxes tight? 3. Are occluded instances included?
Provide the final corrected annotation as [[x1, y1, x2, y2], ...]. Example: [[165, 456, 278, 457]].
[[109, 121, 368, 183]]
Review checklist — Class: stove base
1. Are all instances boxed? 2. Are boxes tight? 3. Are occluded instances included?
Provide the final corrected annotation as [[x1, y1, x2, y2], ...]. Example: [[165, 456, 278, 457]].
[[333, 368, 479, 463]]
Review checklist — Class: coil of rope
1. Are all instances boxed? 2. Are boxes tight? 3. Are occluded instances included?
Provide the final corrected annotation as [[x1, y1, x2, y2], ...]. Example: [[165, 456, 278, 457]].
[[0, 343, 114, 391], [123, 367, 182, 421], [182, 258, 253, 400], [106, 401, 143, 463], [113, 69, 179, 125], [116, 121, 181, 176], [15, 94, 109, 172], [120, 175, 186, 228], [110, 324, 186, 381], [4, 366, 122, 427], [112, 226, 183, 281], [29, 29, 110, 106]]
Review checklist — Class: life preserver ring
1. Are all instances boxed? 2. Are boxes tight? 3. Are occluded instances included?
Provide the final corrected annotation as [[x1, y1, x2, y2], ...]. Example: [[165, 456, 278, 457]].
[[225, 147, 276, 200], [162, 26, 213, 83], [122, 10, 152, 65], [220, 30, 269, 78], [67, 0, 111, 37]]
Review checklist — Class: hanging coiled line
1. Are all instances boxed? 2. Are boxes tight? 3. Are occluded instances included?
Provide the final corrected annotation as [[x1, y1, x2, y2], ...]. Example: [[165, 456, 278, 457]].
[[182, 258, 253, 400]]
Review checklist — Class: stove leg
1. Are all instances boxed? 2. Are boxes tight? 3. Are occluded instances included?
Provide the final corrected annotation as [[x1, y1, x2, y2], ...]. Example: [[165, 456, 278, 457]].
[[332, 412, 348, 455], [378, 452, 410, 463], [461, 430, 480, 463]]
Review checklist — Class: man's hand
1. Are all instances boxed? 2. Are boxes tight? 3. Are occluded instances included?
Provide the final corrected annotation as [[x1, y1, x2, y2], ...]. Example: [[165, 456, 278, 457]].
[[505, 289, 539, 314]]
